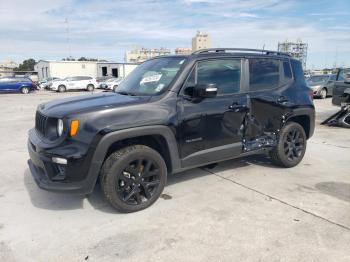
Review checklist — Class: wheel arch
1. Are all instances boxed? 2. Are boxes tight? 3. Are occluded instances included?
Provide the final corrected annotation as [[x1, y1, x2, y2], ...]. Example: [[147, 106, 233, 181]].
[[92, 126, 181, 175], [286, 114, 311, 138]]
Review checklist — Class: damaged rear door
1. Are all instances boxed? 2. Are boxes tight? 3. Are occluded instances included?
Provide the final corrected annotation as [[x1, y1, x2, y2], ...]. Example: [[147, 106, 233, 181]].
[[242, 57, 294, 151]]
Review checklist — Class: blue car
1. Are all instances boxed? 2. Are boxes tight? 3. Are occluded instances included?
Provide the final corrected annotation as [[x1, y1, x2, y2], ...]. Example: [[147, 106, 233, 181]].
[[0, 77, 35, 94]]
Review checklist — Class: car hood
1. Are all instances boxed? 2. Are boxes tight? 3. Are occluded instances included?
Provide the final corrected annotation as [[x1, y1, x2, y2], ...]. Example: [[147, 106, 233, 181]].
[[38, 92, 151, 118]]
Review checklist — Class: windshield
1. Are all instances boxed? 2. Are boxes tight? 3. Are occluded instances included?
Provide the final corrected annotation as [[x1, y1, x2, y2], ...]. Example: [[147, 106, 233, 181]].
[[116, 57, 186, 95], [307, 75, 329, 83]]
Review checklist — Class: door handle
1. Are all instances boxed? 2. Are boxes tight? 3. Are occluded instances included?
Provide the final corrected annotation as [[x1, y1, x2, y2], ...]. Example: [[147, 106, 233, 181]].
[[277, 96, 289, 104], [229, 104, 248, 112]]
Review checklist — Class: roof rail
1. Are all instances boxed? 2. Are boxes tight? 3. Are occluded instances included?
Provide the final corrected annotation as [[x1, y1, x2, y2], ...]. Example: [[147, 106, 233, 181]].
[[191, 48, 291, 57]]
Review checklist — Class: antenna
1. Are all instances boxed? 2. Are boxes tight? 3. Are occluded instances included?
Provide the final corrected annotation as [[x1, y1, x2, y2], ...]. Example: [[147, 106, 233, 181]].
[[64, 18, 71, 59]]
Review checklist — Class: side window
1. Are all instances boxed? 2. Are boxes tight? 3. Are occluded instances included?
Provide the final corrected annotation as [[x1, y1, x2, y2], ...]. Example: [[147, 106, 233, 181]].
[[283, 60, 293, 80], [339, 69, 350, 81], [184, 59, 241, 95], [249, 58, 280, 91]]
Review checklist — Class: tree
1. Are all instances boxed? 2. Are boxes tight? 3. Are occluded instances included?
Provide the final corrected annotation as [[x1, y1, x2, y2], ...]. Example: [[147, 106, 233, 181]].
[[14, 58, 36, 71], [77, 57, 98, 61]]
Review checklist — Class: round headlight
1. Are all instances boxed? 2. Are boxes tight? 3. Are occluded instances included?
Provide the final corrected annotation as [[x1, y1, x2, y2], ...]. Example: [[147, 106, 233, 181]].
[[57, 119, 64, 136]]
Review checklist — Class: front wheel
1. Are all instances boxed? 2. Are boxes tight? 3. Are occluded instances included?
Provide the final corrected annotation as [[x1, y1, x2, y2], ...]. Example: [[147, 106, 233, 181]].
[[58, 85, 66, 92], [270, 122, 307, 168], [100, 145, 167, 213]]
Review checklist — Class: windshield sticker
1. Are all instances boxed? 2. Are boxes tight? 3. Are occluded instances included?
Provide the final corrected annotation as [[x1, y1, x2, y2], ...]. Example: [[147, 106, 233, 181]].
[[155, 84, 165, 92], [140, 74, 162, 85]]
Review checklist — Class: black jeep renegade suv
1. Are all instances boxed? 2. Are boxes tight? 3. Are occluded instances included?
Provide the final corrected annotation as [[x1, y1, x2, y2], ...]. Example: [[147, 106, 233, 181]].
[[28, 48, 315, 212]]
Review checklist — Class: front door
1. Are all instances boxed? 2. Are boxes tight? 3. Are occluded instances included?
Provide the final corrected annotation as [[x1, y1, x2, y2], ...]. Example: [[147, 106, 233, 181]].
[[177, 58, 248, 167]]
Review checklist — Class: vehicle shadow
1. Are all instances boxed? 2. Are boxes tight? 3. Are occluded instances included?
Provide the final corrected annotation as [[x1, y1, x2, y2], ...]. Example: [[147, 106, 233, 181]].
[[23, 168, 118, 213], [23, 154, 277, 213]]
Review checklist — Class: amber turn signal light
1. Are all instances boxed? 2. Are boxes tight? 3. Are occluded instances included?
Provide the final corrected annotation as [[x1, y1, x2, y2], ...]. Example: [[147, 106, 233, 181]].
[[70, 120, 79, 136]]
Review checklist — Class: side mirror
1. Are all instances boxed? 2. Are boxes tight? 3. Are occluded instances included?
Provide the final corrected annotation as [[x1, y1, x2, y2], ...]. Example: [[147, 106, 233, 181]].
[[193, 83, 218, 98]]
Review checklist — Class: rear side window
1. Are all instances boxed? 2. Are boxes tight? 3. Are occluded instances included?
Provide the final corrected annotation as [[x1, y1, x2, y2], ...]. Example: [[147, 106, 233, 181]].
[[283, 60, 293, 80], [82, 76, 92, 80], [249, 58, 279, 91]]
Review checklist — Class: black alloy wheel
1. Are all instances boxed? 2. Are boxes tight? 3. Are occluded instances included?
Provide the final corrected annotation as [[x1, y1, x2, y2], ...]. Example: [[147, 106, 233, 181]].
[[283, 129, 305, 161], [117, 158, 161, 206], [270, 122, 307, 168], [100, 145, 167, 212]]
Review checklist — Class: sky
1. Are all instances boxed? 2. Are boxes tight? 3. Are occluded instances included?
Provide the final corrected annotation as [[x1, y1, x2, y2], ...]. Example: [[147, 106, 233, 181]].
[[0, 0, 349, 69]]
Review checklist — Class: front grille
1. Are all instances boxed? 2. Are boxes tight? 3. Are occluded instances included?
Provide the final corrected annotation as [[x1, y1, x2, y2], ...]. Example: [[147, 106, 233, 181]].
[[35, 111, 48, 136]]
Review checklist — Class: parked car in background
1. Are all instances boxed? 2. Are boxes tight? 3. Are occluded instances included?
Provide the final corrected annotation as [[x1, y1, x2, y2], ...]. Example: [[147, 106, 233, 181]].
[[96, 76, 114, 86], [0, 77, 35, 94], [332, 68, 350, 106], [99, 77, 118, 89], [51, 76, 98, 92], [39, 77, 60, 89], [307, 74, 336, 99], [108, 77, 124, 92]]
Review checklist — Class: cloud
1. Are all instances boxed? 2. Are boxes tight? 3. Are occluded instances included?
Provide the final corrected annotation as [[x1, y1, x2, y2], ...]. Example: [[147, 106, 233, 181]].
[[0, 0, 349, 68]]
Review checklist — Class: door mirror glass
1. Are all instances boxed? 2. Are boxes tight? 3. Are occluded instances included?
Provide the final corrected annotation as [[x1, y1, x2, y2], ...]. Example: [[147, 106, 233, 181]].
[[193, 83, 217, 98]]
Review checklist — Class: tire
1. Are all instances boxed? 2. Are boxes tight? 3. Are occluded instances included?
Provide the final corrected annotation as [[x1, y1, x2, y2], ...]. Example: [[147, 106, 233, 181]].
[[21, 87, 29, 94], [269, 122, 307, 168], [58, 85, 66, 92], [319, 88, 327, 99], [113, 85, 118, 92], [100, 145, 167, 213], [87, 84, 94, 92]]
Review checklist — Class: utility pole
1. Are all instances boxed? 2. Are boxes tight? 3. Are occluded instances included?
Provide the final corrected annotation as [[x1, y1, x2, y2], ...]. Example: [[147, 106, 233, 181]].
[[64, 18, 71, 59]]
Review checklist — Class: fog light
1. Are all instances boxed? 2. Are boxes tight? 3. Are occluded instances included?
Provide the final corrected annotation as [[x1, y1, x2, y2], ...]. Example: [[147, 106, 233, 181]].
[[52, 157, 67, 165]]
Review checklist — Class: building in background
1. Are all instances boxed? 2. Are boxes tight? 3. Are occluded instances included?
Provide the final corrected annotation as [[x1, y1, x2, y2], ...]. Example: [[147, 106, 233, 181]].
[[192, 31, 211, 51], [35, 60, 138, 80], [175, 47, 192, 55], [278, 39, 308, 69], [125, 48, 171, 63], [0, 60, 18, 77]]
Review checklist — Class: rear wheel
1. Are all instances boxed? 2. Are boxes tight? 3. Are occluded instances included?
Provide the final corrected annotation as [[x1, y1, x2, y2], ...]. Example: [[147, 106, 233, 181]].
[[270, 122, 307, 168], [319, 88, 327, 99], [21, 87, 29, 94], [87, 84, 94, 92], [100, 145, 167, 213], [58, 85, 66, 92]]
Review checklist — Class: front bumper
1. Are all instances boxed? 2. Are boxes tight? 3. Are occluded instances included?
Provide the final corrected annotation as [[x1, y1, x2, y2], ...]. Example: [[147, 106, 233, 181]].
[[27, 130, 100, 194]]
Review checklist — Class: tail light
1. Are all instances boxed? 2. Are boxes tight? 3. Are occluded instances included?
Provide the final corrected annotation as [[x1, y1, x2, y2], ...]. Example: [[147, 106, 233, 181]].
[[309, 89, 314, 100]]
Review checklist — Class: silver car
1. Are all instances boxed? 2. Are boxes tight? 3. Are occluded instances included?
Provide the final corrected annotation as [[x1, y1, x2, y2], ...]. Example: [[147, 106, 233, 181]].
[[307, 74, 337, 99]]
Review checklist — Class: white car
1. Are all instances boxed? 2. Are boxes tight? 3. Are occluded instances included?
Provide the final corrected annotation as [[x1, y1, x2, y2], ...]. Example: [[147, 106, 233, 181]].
[[51, 76, 98, 92], [106, 78, 124, 92]]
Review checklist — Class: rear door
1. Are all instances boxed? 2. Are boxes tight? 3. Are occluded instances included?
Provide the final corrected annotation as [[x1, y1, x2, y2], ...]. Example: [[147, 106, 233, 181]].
[[243, 57, 293, 148]]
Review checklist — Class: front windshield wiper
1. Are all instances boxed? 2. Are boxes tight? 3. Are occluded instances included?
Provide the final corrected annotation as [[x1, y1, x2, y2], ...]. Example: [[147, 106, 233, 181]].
[[116, 91, 136, 96]]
